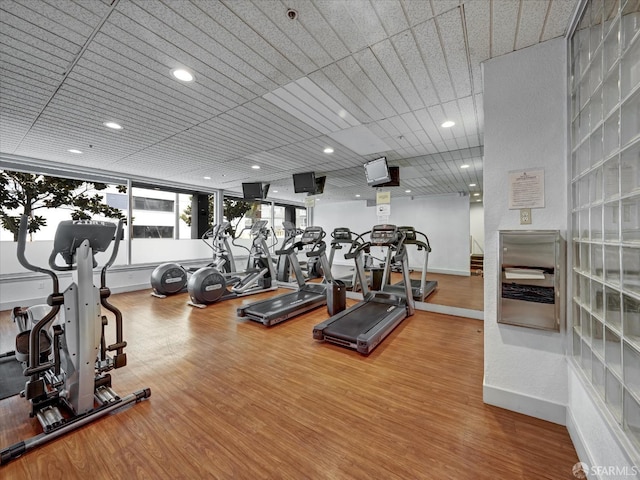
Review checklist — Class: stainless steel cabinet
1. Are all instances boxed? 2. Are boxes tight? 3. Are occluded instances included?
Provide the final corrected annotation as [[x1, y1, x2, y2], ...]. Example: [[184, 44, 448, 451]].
[[498, 230, 564, 331]]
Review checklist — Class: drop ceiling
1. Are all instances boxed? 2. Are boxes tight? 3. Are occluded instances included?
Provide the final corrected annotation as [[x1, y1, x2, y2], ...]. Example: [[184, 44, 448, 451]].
[[0, 0, 579, 204]]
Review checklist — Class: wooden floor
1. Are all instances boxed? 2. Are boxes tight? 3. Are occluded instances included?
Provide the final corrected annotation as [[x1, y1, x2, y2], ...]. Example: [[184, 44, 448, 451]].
[[416, 272, 483, 311], [334, 267, 484, 312], [0, 288, 576, 479]]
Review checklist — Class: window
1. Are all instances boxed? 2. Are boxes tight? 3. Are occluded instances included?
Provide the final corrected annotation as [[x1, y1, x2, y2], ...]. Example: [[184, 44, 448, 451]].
[[570, 0, 640, 452], [133, 196, 174, 212], [132, 226, 173, 238], [0, 170, 129, 272], [130, 186, 215, 264], [296, 207, 308, 229]]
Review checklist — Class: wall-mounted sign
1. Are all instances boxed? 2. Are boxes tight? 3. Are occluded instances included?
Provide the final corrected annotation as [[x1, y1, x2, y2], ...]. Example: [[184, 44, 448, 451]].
[[377, 203, 390, 216], [376, 191, 391, 204], [509, 169, 545, 209]]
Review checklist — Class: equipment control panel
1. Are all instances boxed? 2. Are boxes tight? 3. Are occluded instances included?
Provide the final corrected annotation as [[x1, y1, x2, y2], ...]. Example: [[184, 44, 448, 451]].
[[300, 226, 324, 244], [398, 226, 417, 242], [250, 220, 268, 234], [332, 227, 352, 241], [370, 224, 398, 246]]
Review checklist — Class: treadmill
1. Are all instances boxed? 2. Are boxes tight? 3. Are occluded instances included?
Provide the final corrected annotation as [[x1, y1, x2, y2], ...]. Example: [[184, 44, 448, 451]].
[[313, 224, 415, 354], [237, 226, 334, 326], [383, 226, 437, 301], [327, 227, 369, 291]]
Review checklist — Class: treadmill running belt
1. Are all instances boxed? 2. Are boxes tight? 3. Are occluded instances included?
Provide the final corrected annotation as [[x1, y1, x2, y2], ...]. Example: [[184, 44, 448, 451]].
[[323, 301, 400, 340], [244, 289, 323, 315]]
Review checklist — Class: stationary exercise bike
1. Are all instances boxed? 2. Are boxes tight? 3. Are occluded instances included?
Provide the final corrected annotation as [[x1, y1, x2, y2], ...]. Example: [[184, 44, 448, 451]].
[[1, 216, 150, 465]]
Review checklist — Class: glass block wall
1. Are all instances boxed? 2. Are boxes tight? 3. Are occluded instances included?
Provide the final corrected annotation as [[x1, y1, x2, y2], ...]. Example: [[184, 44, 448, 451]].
[[570, 0, 640, 452]]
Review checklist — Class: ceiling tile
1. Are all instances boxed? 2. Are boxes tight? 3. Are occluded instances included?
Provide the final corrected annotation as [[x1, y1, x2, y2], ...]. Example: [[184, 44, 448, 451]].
[[0, 0, 579, 204]]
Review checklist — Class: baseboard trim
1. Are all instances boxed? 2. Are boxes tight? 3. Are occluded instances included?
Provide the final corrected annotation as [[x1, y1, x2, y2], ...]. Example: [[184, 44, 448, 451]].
[[483, 382, 566, 426], [416, 301, 483, 320], [565, 406, 595, 470]]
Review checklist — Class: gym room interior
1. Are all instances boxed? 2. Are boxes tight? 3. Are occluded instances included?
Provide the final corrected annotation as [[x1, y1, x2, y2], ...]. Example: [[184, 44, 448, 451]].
[[1, 0, 639, 478]]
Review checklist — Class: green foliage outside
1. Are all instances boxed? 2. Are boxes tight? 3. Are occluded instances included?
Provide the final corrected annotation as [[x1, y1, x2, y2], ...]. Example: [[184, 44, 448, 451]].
[[180, 196, 255, 237], [0, 171, 127, 241]]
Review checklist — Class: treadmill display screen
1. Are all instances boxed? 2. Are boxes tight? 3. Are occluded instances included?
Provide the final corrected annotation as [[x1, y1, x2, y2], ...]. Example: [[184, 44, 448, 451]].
[[333, 228, 352, 241], [300, 226, 323, 244], [370, 225, 398, 246]]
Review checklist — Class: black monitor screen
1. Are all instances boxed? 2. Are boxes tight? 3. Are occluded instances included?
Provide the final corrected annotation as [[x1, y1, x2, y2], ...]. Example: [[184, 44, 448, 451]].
[[364, 157, 391, 186], [293, 172, 316, 193], [242, 182, 263, 199], [378, 166, 400, 187], [308, 176, 326, 196]]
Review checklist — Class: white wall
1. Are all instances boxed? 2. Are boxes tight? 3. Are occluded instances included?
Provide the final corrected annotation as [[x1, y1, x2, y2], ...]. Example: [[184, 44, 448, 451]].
[[313, 194, 471, 276], [470, 202, 484, 254], [483, 38, 568, 424]]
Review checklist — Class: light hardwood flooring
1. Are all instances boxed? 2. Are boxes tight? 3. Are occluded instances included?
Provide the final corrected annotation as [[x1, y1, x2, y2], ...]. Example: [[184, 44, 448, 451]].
[[0, 287, 576, 479], [333, 267, 484, 312]]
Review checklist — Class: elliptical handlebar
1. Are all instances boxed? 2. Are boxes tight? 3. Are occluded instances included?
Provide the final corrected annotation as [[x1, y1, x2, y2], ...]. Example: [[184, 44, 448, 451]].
[[100, 219, 124, 289], [17, 215, 60, 294]]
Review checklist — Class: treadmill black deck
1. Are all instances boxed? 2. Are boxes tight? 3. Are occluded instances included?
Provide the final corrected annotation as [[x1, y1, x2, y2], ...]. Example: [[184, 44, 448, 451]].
[[322, 301, 401, 340], [238, 283, 327, 326], [388, 279, 437, 300]]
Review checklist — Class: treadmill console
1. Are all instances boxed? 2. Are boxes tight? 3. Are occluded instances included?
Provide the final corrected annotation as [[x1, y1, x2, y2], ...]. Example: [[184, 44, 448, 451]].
[[332, 227, 352, 242], [250, 220, 268, 234], [398, 226, 417, 242], [370, 224, 399, 246], [300, 226, 324, 244]]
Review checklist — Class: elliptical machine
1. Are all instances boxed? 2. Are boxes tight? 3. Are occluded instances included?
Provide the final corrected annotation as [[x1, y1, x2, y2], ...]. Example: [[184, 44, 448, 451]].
[[187, 220, 278, 308], [1, 216, 150, 465], [150, 222, 236, 297], [275, 221, 303, 283]]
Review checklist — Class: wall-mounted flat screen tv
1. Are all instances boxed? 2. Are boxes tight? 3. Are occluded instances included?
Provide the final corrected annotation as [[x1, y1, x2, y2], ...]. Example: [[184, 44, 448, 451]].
[[364, 157, 391, 186], [293, 172, 316, 193], [308, 176, 326, 196], [242, 182, 268, 199]]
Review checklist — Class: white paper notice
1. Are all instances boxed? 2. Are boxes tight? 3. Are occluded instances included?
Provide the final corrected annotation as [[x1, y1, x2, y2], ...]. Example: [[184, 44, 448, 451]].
[[509, 169, 545, 209], [377, 204, 390, 216]]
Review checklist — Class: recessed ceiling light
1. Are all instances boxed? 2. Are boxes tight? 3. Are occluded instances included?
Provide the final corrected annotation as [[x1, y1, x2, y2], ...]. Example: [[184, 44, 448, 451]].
[[251, 165, 260, 169], [476, 199, 482, 202], [460, 164, 470, 169], [68, 149, 82, 154], [323, 147, 334, 154], [405, 189, 411, 193], [273, 190, 278, 193], [473, 193, 480, 196], [104, 122, 122, 130], [203, 176, 211, 180], [469, 183, 476, 187], [441, 120, 455, 128], [355, 194, 360, 197], [172, 68, 194, 82]]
